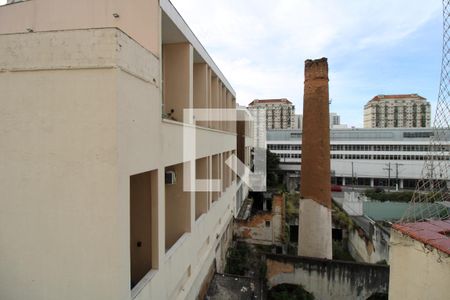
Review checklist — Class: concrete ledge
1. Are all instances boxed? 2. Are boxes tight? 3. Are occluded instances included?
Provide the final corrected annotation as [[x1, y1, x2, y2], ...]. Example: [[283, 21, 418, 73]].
[[0, 28, 160, 85]]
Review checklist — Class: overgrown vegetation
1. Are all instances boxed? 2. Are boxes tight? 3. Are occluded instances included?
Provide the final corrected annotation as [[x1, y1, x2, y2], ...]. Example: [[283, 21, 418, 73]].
[[332, 240, 355, 262], [364, 188, 450, 203], [332, 203, 354, 231], [366, 293, 388, 300], [224, 242, 251, 275], [364, 189, 414, 202], [268, 284, 315, 300], [285, 193, 299, 214], [267, 149, 282, 188]]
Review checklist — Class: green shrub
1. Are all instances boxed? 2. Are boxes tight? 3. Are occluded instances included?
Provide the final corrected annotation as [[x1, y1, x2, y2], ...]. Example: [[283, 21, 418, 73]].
[[364, 189, 414, 202], [268, 284, 315, 300], [224, 242, 250, 275], [332, 240, 355, 261]]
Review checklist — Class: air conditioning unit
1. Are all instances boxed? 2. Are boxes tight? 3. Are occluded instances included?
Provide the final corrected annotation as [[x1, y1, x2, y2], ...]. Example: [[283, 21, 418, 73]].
[[165, 171, 176, 185]]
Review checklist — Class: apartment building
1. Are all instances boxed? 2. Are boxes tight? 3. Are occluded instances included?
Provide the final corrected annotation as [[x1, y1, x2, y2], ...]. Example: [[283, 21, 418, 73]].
[[267, 128, 450, 190], [330, 112, 341, 127], [0, 1, 253, 300], [364, 94, 431, 128], [248, 98, 295, 129], [294, 112, 344, 129]]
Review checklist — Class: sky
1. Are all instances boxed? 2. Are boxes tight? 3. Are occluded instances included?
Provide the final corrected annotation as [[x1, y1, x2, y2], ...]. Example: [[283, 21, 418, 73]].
[[170, 0, 443, 127], [0, 0, 442, 127]]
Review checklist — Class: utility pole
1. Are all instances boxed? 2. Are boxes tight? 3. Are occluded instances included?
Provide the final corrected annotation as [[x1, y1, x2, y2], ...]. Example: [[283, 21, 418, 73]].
[[395, 163, 403, 191], [351, 161, 354, 191], [384, 162, 392, 192]]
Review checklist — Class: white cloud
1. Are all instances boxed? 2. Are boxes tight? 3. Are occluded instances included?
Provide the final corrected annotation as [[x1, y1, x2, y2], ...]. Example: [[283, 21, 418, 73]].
[[171, 0, 441, 127], [1, 0, 438, 127]]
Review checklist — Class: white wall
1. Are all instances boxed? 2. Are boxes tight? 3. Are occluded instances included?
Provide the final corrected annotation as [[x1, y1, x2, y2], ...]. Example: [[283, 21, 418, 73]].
[[389, 229, 450, 300]]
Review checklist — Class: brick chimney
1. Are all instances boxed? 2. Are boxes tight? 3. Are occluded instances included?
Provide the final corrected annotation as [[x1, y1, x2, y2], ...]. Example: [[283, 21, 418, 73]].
[[298, 58, 332, 259]]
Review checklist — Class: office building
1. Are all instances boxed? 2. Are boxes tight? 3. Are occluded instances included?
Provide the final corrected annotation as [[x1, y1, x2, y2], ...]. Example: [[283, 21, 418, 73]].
[[267, 128, 450, 190]]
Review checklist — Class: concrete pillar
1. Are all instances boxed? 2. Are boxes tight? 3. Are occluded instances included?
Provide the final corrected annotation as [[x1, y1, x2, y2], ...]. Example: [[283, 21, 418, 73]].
[[231, 98, 237, 134], [220, 84, 226, 131], [342, 177, 346, 186], [212, 154, 220, 202], [193, 63, 208, 128], [195, 157, 208, 219], [207, 68, 213, 129], [222, 152, 227, 192], [226, 91, 233, 132], [400, 179, 404, 189], [370, 178, 375, 187], [211, 76, 219, 130], [298, 58, 332, 259], [207, 156, 212, 209], [162, 43, 193, 122], [165, 163, 191, 250]]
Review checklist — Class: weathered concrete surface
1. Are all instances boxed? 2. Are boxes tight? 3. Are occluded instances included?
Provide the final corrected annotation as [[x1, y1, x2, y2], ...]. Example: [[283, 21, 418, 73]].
[[348, 217, 390, 264], [235, 195, 284, 245], [300, 58, 331, 208], [389, 229, 450, 300], [266, 254, 389, 300], [206, 273, 261, 300], [298, 198, 332, 259]]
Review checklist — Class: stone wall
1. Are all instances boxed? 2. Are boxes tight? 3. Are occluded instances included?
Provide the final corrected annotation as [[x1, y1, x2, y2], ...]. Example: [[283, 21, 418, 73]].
[[266, 254, 389, 300]]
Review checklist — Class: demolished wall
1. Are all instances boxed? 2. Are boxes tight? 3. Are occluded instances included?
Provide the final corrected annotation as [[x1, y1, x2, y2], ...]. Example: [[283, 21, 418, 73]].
[[235, 194, 285, 245]]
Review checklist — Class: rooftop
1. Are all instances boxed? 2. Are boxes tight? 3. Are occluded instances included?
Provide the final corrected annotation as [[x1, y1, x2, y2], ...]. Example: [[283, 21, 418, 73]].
[[248, 98, 293, 106], [393, 220, 450, 255], [368, 94, 427, 103], [266, 127, 450, 142]]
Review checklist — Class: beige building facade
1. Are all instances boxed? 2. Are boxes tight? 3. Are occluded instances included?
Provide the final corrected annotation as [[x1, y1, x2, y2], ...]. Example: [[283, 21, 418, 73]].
[[0, 1, 253, 300], [363, 94, 431, 128], [248, 98, 295, 129], [389, 222, 450, 300]]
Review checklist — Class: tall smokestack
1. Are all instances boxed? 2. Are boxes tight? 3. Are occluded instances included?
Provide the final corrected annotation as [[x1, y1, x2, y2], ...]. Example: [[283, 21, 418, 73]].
[[298, 58, 332, 259]]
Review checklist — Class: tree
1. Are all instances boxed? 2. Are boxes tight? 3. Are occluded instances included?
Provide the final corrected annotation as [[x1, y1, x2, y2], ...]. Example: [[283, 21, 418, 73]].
[[267, 149, 281, 187]]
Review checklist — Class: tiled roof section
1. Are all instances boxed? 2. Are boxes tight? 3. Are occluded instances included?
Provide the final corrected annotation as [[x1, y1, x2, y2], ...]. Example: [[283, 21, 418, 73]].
[[369, 94, 426, 103], [248, 98, 293, 106], [393, 220, 450, 255]]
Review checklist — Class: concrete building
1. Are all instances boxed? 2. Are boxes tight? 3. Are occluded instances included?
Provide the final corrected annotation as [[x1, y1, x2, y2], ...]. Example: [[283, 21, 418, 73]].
[[293, 114, 303, 129], [248, 98, 295, 129], [389, 221, 450, 300], [293, 112, 345, 129], [364, 94, 431, 128], [267, 128, 450, 190], [330, 112, 341, 127], [0, 1, 253, 300]]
